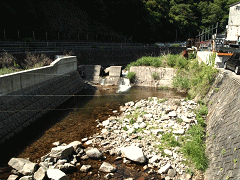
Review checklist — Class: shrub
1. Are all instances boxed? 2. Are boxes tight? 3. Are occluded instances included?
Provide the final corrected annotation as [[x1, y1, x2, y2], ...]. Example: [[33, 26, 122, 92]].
[[24, 53, 52, 69], [0, 51, 17, 68], [127, 71, 136, 83]]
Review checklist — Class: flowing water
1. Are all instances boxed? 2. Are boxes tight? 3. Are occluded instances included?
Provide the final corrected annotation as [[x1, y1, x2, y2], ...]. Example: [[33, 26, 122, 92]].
[[0, 85, 187, 179]]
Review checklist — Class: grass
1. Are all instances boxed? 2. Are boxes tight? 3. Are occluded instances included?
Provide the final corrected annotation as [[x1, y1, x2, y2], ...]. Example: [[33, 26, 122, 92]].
[[181, 105, 208, 171], [125, 56, 163, 70], [127, 71, 136, 83], [172, 58, 218, 99]]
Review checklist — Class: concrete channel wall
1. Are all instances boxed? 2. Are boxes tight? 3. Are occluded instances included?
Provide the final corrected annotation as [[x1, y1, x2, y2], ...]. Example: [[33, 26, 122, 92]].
[[205, 70, 240, 179], [129, 66, 176, 87], [0, 56, 84, 144]]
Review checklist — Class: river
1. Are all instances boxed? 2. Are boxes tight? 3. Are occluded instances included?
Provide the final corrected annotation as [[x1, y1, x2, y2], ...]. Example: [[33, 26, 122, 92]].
[[0, 85, 186, 179]]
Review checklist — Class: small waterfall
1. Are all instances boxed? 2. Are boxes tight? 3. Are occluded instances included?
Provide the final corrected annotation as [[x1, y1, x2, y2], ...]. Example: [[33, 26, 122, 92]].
[[117, 77, 131, 93]]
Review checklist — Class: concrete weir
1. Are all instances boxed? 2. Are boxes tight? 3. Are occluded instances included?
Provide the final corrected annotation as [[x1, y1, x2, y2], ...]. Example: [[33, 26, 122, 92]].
[[0, 56, 84, 144]]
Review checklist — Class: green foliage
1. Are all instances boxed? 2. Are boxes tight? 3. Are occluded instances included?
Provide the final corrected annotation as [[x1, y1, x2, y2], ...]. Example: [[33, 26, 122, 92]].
[[181, 103, 208, 171], [127, 72, 136, 83], [125, 56, 163, 70], [151, 72, 160, 80], [161, 132, 180, 148], [173, 57, 218, 99]]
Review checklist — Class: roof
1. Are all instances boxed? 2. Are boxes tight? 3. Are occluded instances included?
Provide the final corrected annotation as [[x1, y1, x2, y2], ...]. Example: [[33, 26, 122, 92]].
[[230, 1, 240, 7]]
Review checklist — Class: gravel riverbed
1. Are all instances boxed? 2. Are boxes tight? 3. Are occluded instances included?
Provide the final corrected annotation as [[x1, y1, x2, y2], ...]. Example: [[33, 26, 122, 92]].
[[4, 97, 204, 180]]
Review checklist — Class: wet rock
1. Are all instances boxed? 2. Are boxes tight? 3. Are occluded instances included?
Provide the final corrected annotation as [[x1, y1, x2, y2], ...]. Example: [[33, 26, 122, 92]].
[[8, 158, 38, 176], [47, 169, 69, 180], [85, 147, 103, 159], [99, 162, 116, 173], [49, 145, 74, 159], [121, 146, 147, 164], [80, 165, 91, 172]]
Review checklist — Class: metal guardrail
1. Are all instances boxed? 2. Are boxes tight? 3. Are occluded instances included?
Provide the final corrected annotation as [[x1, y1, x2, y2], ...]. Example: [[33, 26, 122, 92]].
[[0, 41, 156, 53]]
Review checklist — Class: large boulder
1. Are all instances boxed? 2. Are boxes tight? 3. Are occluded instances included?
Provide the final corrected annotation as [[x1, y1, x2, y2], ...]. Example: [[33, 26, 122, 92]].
[[8, 158, 38, 176], [49, 145, 74, 159], [121, 146, 147, 164]]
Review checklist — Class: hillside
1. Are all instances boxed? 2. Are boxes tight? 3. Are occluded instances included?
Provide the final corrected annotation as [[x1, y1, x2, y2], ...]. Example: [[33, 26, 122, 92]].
[[0, 0, 239, 43]]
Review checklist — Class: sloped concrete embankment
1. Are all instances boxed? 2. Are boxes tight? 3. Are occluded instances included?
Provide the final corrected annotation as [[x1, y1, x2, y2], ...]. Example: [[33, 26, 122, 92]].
[[205, 70, 240, 180], [0, 56, 84, 144]]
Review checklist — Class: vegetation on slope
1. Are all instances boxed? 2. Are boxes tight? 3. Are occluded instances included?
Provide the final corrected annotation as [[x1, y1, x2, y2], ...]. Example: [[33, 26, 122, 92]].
[[1, 0, 239, 42]]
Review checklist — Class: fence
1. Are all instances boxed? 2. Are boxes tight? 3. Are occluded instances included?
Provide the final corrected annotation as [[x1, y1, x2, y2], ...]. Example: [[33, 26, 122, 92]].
[[0, 41, 156, 53]]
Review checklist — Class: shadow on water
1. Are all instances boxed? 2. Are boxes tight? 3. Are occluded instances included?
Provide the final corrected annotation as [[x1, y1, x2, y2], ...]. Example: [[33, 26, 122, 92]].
[[0, 84, 97, 167]]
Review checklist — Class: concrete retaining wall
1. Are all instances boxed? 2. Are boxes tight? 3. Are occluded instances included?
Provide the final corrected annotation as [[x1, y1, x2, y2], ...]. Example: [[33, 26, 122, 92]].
[[0, 56, 84, 143], [129, 66, 176, 87], [205, 70, 240, 179]]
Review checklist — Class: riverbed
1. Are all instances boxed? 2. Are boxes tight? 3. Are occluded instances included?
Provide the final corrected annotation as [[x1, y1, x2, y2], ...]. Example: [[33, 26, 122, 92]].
[[0, 85, 186, 179]]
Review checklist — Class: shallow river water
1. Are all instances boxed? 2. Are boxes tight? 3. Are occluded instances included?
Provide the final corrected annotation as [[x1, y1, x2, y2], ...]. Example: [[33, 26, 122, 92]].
[[0, 85, 186, 179]]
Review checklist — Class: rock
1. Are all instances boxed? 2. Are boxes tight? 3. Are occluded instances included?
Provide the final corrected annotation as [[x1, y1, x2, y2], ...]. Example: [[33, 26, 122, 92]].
[[81, 155, 89, 160], [161, 115, 170, 121], [80, 165, 91, 172], [53, 141, 61, 146], [47, 169, 69, 180], [33, 167, 46, 180], [19, 176, 33, 180], [168, 168, 177, 178], [7, 175, 18, 180], [56, 163, 76, 172], [49, 145, 74, 159], [104, 173, 114, 179], [164, 149, 173, 156], [121, 146, 147, 164], [82, 137, 88, 142], [168, 111, 177, 117], [102, 120, 110, 126], [172, 129, 185, 135], [68, 141, 82, 152], [8, 158, 38, 176], [85, 140, 93, 145], [151, 129, 164, 135], [85, 147, 103, 159], [144, 114, 153, 119], [99, 162, 116, 173], [149, 156, 160, 164], [158, 163, 171, 174]]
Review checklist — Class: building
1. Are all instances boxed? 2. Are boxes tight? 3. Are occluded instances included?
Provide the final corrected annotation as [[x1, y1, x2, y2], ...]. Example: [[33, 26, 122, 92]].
[[226, 2, 240, 42]]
